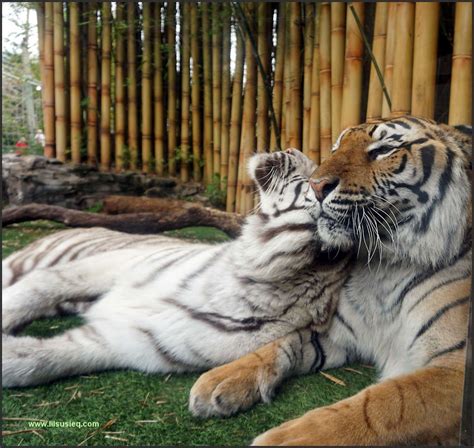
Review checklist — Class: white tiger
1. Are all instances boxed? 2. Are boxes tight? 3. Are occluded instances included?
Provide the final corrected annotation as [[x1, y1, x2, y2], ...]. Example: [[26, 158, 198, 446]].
[[2, 149, 351, 389]]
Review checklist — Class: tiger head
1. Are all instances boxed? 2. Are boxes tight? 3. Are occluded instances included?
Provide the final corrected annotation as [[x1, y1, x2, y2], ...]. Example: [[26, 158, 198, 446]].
[[310, 116, 471, 268], [249, 148, 319, 218]]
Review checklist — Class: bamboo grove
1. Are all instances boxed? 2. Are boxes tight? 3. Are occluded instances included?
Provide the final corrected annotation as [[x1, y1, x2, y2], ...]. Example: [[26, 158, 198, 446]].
[[35, 2, 472, 214]]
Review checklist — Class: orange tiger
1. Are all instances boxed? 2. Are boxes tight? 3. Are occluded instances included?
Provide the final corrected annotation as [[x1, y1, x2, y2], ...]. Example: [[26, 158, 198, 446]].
[[190, 116, 472, 446]]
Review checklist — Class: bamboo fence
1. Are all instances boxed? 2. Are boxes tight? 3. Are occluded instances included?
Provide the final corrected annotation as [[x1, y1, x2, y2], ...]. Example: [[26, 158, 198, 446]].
[[35, 1, 472, 214]]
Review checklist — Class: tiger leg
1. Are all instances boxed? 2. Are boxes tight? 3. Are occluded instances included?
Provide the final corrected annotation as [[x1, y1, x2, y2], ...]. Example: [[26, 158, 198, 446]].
[[189, 329, 331, 418], [2, 323, 125, 387], [2, 316, 193, 387], [252, 363, 465, 446], [2, 250, 136, 334]]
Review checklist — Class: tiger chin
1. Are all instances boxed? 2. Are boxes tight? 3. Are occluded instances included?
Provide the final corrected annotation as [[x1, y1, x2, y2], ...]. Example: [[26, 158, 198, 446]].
[[2, 149, 351, 408]]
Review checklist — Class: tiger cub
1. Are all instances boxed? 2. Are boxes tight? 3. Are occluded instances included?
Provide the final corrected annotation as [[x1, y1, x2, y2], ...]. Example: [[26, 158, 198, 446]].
[[2, 149, 351, 387]]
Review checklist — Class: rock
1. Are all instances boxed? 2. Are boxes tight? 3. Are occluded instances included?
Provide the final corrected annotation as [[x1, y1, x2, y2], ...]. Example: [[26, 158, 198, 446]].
[[2, 155, 206, 210], [2, 155, 181, 209]]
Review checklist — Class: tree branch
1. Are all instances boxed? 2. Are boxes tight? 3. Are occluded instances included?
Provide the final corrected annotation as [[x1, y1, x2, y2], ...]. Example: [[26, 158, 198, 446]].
[[2, 201, 244, 238]]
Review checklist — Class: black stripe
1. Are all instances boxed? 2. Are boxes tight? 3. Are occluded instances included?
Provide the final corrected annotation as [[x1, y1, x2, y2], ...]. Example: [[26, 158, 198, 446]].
[[405, 137, 429, 150], [389, 270, 437, 312], [391, 120, 411, 129], [254, 244, 312, 270], [136, 327, 195, 369], [390, 145, 435, 205], [260, 223, 317, 242], [272, 180, 304, 217], [403, 116, 427, 127], [334, 310, 357, 339], [309, 276, 344, 304], [454, 124, 472, 136], [393, 154, 408, 174], [280, 345, 297, 370], [8, 231, 75, 284], [409, 297, 469, 349], [50, 234, 115, 265], [309, 331, 326, 372], [420, 145, 435, 183], [417, 148, 454, 233], [132, 249, 197, 288], [368, 125, 379, 136], [163, 298, 278, 332], [427, 339, 466, 363], [178, 246, 227, 290], [406, 272, 471, 314]]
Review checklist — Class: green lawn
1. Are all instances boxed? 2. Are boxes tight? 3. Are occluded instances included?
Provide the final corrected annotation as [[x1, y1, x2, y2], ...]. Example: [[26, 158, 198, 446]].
[[2, 222, 376, 446]]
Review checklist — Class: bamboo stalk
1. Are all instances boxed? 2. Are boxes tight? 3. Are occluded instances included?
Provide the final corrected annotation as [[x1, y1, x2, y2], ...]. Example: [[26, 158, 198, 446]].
[[288, 2, 302, 149], [167, 1, 177, 176], [43, 3, 55, 158], [366, 3, 388, 121], [257, 2, 270, 155], [411, 3, 440, 119], [180, 3, 191, 182], [86, 2, 98, 165], [70, 3, 81, 163], [220, 5, 231, 185], [35, 4, 46, 97], [309, 5, 321, 164], [53, 2, 66, 162], [319, 2, 331, 161], [153, 3, 165, 176], [226, 30, 244, 213], [330, 2, 346, 142], [212, 3, 222, 179], [390, 2, 415, 117], [270, 2, 286, 151], [141, 3, 152, 173], [99, 2, 111, 171], [449, 2, 472, 125], [281, 3, 290, 148], [115, 2, 125, 171], [340, 3, 365, 130], [382, 2, 397, 118], [127, 2, 138, 170], [302, 3, 314, 155], [202, 4, 213, 184], [190, 4, 201, 181], [240, 4, 257, 214], [64, 3, 70, 154]]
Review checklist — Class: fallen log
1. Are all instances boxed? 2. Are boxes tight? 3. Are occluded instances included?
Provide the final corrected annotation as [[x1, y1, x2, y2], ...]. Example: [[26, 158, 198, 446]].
[[103, 195, 209, 215], [2, 202, 244, 238]]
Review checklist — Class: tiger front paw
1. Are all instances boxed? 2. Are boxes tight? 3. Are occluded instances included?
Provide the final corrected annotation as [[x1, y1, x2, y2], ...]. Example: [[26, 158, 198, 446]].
[[189, 353, 282, 418], [252, 405, 371, 446]]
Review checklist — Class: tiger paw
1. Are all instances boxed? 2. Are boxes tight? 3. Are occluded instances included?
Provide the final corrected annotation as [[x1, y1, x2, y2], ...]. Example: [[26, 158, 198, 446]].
[[189, 353, 282, 418], [251, 406, 369, 446]]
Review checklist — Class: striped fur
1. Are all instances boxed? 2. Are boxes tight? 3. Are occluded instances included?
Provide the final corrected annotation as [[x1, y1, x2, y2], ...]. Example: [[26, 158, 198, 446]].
[[2, 149, 351, 388], [190, 117, 472, 445]]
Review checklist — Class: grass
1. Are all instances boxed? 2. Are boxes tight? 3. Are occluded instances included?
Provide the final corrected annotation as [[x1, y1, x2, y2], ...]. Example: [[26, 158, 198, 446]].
[[2, 222, 376, 446]]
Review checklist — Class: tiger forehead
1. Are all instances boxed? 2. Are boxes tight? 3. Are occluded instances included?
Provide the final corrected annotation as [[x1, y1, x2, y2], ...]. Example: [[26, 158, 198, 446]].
[[333, 117, 435, 152], [332, 126, 373, 151]]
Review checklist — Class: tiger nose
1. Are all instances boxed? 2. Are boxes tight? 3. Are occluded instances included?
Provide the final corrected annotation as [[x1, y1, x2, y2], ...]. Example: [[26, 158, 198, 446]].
[[310, 177, 340, 203]]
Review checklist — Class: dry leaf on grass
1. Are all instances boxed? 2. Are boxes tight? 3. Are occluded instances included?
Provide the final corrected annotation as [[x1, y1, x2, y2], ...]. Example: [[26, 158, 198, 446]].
[[343, 367, 364, 375], [78, 418, 117, 446], [320, 372, 346, 386]]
